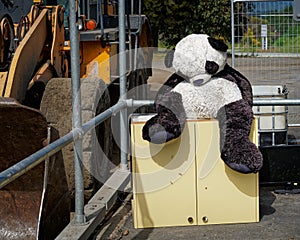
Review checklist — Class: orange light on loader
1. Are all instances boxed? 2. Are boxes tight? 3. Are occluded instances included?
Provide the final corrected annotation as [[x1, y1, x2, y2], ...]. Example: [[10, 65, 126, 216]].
[[86, 19, 97, 30]]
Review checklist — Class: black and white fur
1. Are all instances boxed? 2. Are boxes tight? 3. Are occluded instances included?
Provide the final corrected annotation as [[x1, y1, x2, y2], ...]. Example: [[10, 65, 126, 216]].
[[143, 34, 263, 174]]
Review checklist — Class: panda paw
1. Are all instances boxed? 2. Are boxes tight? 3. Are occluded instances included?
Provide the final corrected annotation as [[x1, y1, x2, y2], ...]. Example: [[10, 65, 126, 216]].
[[142, 115, 182, 144], [143, 125, 175, 144], [221, 139, 263, 174]]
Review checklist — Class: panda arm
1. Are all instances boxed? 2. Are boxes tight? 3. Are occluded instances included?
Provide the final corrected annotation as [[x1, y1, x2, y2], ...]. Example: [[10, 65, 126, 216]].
[[154, 73, 187, 110], [217, 64, 253, 107], [143, 91, 186, 144]]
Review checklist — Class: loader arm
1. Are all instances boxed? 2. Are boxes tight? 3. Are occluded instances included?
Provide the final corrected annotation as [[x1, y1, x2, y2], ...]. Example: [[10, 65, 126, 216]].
[[50, 5, 65, 77], [3, 8, 48, 103]]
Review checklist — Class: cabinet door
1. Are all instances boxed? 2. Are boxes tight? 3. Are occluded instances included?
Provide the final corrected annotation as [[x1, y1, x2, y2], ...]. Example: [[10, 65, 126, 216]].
[[131, 118, 198, 228], [195, 120, 259, 225]]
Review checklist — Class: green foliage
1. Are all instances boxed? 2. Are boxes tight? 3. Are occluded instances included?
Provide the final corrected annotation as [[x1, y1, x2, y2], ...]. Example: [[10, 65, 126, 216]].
[[143, 0, 232, 48], [197, 1, 231, 40]]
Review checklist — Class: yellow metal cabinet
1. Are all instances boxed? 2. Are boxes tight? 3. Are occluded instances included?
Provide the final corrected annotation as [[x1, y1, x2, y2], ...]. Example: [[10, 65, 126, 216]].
[[131, 115, 259, 228], [195, 120, 259, 225]]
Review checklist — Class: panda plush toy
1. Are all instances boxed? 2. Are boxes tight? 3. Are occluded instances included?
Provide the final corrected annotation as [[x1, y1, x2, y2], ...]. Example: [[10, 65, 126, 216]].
[[142, 34, 263, 174]]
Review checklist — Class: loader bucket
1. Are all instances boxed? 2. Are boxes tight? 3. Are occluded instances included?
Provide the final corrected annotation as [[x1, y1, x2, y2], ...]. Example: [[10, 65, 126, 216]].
[[0, 98, 70, 239]]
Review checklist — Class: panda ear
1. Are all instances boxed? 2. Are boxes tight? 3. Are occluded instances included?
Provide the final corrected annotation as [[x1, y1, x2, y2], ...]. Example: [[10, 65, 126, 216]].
[[208, 37, 228, 52], [164, 49, 174, 68]]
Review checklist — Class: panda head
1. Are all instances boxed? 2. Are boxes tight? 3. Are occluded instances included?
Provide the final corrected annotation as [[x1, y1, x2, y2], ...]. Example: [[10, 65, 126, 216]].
[[165, 34, 228, 86]]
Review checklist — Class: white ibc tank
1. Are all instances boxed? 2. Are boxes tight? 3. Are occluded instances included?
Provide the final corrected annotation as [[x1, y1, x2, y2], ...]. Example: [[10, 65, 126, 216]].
[[252, 85, 288, 146]]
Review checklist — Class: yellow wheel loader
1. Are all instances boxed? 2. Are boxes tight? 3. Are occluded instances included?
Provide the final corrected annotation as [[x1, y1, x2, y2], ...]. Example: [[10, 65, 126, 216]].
[[0, 0, 153, 239]]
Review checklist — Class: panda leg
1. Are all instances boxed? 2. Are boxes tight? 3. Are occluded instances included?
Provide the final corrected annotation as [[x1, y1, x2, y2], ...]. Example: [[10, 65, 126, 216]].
[[217, 100, 263, 173], [142, 91, 186, 144]]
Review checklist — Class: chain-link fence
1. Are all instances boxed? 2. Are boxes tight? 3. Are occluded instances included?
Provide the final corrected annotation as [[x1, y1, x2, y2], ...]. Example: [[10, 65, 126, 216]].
[[231, 0, 300, 145]]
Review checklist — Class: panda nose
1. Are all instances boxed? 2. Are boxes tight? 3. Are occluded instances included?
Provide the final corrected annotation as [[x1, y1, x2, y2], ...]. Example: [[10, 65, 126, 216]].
[[193, 79, 204, 86]]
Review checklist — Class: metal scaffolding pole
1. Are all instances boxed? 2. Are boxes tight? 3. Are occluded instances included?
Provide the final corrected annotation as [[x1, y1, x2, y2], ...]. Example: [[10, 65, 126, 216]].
[[118, 0, 128, 171], [69, 0, 86, 224]]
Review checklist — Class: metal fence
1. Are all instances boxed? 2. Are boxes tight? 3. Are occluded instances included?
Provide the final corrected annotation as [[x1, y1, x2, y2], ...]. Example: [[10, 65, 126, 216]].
[[231, 0, 300, 144]]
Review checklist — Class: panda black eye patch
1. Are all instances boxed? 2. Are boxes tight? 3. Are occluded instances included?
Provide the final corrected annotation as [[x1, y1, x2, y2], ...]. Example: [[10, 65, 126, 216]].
[[205, 60, 219, 74]]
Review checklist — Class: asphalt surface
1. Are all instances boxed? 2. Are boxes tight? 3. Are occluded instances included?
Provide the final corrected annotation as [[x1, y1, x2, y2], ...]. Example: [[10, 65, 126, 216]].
[[93, 186, 300, 240]]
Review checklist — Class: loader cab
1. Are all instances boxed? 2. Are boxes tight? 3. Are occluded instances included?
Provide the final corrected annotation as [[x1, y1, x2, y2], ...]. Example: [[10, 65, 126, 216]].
[[61, 0, 153, 105]]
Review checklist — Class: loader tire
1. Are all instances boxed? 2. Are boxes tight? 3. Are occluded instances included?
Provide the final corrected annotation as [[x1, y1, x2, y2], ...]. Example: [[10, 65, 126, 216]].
[[40, 77, 112, 203]]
